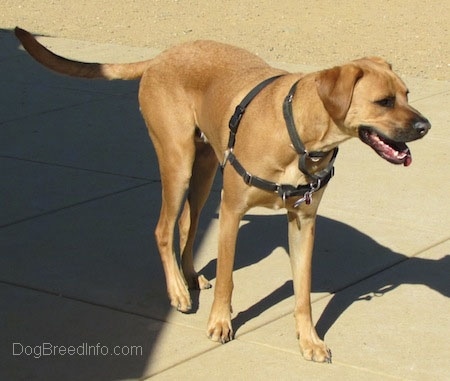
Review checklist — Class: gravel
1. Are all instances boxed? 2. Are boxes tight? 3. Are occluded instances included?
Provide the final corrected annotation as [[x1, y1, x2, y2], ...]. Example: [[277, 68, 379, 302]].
[[2, 0, 449, 80]]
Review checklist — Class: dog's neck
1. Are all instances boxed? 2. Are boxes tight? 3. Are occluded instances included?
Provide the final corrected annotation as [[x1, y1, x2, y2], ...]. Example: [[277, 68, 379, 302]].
[[291, 75, 353, 153]]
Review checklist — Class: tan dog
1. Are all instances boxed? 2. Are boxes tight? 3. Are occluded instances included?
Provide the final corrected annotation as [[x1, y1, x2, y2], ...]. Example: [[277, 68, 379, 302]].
[[15, 27, 430, 363]]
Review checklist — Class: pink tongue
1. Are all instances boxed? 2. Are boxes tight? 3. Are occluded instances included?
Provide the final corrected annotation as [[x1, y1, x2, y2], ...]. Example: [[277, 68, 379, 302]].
[[404, 154, 412, 167], [372, 134, 412, 166]]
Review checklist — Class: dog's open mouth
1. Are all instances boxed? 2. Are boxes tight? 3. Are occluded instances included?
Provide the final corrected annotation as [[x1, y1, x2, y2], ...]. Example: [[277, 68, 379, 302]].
[[358, 127, 412, 166]]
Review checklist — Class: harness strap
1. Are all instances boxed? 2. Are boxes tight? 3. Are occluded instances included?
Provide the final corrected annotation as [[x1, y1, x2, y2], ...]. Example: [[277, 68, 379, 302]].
[[223, 75, 338, 206], [228, 75, 284, 150], [282, 80, 339, 181], [282, 81, 307, 156], [227, 151, 334, 202]]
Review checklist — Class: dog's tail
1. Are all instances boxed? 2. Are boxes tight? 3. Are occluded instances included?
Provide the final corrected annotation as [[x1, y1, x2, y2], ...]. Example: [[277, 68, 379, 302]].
[[14, 27, 150, 80]]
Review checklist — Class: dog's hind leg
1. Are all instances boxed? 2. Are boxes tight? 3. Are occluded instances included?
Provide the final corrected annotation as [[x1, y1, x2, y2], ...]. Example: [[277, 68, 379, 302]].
[[153, 144, 195, 312], [141, 94, 199, 312], [178, 140, 218, 290]]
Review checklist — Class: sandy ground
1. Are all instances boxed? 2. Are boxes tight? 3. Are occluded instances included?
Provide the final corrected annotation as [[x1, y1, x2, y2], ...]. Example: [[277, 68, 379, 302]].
[[2, 0, 449, 80]]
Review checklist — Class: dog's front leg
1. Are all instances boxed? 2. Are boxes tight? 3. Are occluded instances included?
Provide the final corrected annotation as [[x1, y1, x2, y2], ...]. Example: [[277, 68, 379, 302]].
[[287, 209, 332, 363], [207, 197, 242, 343]]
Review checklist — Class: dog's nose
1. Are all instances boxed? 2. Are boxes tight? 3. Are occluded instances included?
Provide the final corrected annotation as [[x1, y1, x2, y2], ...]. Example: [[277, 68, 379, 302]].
[[413, 117, 431, 136]]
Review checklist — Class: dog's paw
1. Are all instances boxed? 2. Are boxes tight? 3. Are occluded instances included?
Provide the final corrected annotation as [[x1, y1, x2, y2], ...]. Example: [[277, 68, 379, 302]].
[[185, 273, 212, 290], [169, 295, 192, 313], [207, 315, 233, 344], [299, 337, 332, 363], [167, 278, 192, 312], [197, 274, 212, 290]]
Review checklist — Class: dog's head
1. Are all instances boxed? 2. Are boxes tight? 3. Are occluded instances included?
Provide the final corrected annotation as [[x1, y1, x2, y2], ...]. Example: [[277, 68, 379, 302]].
[[315, 57, 430, 166]]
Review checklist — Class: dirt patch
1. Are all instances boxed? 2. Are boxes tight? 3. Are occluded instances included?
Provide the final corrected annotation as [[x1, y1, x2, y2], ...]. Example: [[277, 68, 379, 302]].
[[2, 0, 449, 80]]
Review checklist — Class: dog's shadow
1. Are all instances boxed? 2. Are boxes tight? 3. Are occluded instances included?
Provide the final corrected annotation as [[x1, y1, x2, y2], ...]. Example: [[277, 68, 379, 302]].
[[196, 213, 449, 338]]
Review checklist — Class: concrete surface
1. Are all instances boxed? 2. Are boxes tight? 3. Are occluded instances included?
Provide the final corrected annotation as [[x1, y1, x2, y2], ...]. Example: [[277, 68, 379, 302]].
[[0, 28, 449, 380]]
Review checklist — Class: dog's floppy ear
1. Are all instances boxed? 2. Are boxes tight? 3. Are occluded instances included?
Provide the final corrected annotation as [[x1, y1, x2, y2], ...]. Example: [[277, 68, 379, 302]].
[[315, 65, 363, 124]]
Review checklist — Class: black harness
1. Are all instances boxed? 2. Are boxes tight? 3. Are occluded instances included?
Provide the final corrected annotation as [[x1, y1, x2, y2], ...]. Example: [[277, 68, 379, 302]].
[[222, 75, 338, 206]]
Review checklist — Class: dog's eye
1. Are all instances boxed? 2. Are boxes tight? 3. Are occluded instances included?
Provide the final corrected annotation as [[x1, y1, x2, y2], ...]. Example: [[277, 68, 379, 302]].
[[375, 97, 395, 108]]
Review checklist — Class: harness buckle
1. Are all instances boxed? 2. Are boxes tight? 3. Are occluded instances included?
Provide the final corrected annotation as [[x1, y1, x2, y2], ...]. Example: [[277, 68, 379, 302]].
[[229, 105, 245, 133], [276, 184, 290, 200], [243, 171, 253, 185]]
